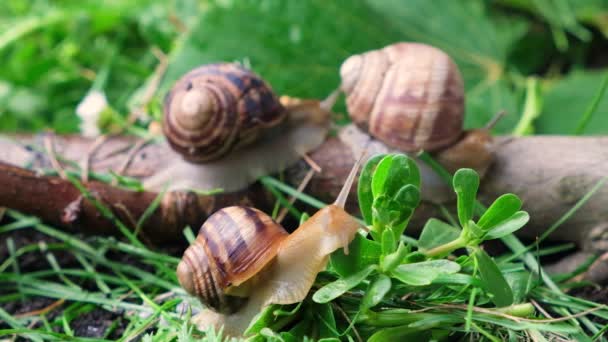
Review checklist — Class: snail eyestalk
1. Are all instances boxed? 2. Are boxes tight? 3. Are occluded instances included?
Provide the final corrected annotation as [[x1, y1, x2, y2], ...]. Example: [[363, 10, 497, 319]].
[[334, 149, 366, 209], [484, 110, 507, 131]]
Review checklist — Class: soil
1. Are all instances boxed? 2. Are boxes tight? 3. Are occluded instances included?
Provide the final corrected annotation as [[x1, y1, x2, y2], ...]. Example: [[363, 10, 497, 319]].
[[0, 227, 183, 340]]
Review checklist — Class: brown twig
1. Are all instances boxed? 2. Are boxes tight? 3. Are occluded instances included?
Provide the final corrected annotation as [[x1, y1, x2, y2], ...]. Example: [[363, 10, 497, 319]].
[[15, 299, 66, 318]]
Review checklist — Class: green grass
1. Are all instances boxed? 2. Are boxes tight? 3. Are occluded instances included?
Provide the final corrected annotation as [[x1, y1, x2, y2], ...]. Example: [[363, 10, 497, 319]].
[[2, 0, 608, 341]]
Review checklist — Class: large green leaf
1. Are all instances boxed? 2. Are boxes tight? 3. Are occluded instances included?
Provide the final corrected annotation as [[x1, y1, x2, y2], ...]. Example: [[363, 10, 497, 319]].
[[537, 70, 608, 134], [160, 0, 403, 98], [474, 249, 514, 307], [364, 0, 528, 133]]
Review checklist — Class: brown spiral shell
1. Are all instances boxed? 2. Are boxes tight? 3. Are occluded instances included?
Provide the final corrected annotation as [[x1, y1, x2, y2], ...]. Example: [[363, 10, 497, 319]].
[[340, 42, 465, 152], [163, 63, 286, 163], [176, 206, 288, 313]]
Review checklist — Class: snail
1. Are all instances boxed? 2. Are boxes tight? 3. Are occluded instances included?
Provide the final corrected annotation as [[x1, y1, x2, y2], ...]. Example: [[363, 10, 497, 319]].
[[176, 152, 365, 336], [336, 42, 496, 177], [162, 63, 286, 163], [143, 63, 329, 193]]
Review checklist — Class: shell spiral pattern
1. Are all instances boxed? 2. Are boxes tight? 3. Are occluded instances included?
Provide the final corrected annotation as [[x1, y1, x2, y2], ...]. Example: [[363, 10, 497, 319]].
[[340, 43, 465, 152], [176, 206, 288, 313], [163, 63, 286, 163]]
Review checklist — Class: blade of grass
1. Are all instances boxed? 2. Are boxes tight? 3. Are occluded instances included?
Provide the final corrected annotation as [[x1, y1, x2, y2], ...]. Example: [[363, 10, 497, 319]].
[[573, 72, 608, 135]]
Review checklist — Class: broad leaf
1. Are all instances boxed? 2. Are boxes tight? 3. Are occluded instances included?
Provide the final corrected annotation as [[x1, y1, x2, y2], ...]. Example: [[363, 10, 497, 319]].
[[381, 228, 396, 256], [161, 0, 403, 99], [358, 154, 386, 225], [474, 249, 514, 307], [391, 260, 461, 286], [361, 274, 392, 311], [453, 169, 480, 227], [316, 303, 338, 339], [313, 265, 376, 303], [330, 234, 381, 277], [477, 193, 522, 230], [371, 155, 395, 198], [537, 70, 608, 134], [418, 218, 461, 252], [484, 211, 530, 240]]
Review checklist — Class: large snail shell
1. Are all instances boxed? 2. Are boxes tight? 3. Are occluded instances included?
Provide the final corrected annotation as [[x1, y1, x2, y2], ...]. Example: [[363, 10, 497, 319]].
[[176, 206, 288, 313], [340, 42, 464, 152], [163, 63, 286, 163]]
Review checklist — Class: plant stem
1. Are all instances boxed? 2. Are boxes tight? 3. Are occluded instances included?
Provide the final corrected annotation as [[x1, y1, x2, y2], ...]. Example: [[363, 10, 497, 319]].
[[424, 236, 467, 257], [495, 303, 535, 317]]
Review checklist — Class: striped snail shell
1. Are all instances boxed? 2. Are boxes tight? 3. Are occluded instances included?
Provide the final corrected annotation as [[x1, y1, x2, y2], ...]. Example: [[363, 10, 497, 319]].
[[163, 63, 286, 163], [177, 206, 288, 313], [340, 42, 465, 152]]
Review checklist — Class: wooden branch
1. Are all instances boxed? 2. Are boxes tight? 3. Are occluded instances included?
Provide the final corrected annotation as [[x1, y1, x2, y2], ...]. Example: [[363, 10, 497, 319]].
[[1, 131, 607, 252], [0, 161, 264, 242]]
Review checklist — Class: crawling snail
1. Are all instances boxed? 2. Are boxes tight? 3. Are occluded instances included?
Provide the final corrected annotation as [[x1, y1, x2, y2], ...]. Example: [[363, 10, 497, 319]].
[[335, 42, 495, 176], [177, 153, 364, 336], [144, 63, 329, 192], [162, 63, 286, 163]]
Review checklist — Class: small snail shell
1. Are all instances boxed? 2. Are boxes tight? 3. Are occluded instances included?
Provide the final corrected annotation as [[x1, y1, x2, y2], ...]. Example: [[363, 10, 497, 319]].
[[163, 63, 286, 163], [177, 206, 288, 313], [340, 42, 464, 152]]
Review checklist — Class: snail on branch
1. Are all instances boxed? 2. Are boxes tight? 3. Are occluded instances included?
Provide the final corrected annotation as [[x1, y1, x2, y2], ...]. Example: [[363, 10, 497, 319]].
[[177, 153, 364, 336], [334, 42, 496, 176], [144, 63, 329, 192]]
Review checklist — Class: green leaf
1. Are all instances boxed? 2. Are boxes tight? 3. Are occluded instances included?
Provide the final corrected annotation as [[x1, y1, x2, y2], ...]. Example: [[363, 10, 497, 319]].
[[313, 265, 377, 303], [465, 220, 485, 243], [161, 0, 403, 100], [246, 304, 285, 335], [358, 154, 386, 225], [316, 303, 338, 338], [384, 155, 420, 197], [391, 260, 461, 286], [418, 219, 461, 252], [381, 228, 396, 256], [477, 194, 522, 230], [368, 325, 432, 342], [537, 70, 608, 135], [380, 242, 409, 273], [474, 249, 514, 307], [371, 155, 395, 198], [484, 211, 530, 240], [504, 271, 533, 304], [361, 274, 392, 311], [453, 169, 480, 227], [330, 234, 381, 277]]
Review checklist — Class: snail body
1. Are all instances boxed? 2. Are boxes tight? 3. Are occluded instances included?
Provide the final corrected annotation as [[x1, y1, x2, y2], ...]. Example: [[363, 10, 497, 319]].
[[163, 63, 286, 163], [177, 154, 364, 336]]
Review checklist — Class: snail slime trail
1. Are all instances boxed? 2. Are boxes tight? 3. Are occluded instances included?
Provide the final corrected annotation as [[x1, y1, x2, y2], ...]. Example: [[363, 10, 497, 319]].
[[177, 152, 365, 336]]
